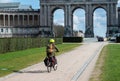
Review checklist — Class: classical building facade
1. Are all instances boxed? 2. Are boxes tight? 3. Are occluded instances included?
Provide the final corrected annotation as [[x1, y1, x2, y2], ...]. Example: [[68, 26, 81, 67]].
[[0, 1, 120, 38], [40, 0, 119, 37], [0, 3, 40, 37]]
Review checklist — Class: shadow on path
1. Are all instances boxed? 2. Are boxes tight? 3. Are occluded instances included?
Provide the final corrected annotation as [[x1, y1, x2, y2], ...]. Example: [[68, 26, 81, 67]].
[[13, 70, 48, 73]]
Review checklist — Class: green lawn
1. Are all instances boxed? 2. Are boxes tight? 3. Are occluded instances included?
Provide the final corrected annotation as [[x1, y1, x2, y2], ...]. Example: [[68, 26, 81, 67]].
[[0, 43, 81, 77], [90, 44, 120, 81], [101, 44, 120, 81]]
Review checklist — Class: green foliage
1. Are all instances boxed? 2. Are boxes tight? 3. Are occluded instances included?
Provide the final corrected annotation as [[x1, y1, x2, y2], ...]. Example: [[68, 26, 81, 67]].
[[116, 37, 120, 43], [101, 44, 120, 81], [0, 38, 62, 54], [63, 37, 83, 43], [53, 25, 64, 37]]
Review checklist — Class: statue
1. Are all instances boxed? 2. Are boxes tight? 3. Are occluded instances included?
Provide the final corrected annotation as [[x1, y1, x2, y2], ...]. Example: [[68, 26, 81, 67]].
[[64, 26, 72, 37], [86, 27, 92, 34]]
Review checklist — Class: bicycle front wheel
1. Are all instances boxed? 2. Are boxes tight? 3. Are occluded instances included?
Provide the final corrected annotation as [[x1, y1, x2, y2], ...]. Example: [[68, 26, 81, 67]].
[[53, 64, 57, 71]]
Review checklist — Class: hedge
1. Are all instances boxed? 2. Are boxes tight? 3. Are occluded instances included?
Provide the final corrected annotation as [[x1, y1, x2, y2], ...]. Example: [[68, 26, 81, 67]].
[[0, 38, 62, 54], [116, 37, 120, 43], [63, 37, 83, 43]]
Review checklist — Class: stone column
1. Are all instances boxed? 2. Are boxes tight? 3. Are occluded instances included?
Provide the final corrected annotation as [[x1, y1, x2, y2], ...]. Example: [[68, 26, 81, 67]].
[[71, 13, 74, 36], [8, 14, 10, 26], [12, 15, 16, 35], [22, 15, 24, 26], [107, 3, 118, 37], [47, 5, 53, 33], [85, 4, 94, 37], [40, 5, 48, 27], [37, 15, 39, 26], [68, 5, 72, 32], [39, 15, 40, 26], [107, 4, 110, 26], [106, 4, 110, 37], [18, 15, 20, 26], [40, 4, 58, 37], [89, 4, 94, 37], [3, 15, 5, 27], [13, 15, 15, 26], [0, 14, 1, 26], [44, 5, 47, 26], [64, 5, 72, 37], [47, 5, 51, 26], [40, 5, 43, 26], [68, 5, 73, 36], [112, 3, 118, 34], [113, 3, 118, 26], [64, 5, 67, 37], [28, 15, 29, 25], [111, 4, 113, 25], [65, 5, 68, 27], [32, 15, 34, 25], [110, 3, 117, 26], [85, 4, 89, 31]]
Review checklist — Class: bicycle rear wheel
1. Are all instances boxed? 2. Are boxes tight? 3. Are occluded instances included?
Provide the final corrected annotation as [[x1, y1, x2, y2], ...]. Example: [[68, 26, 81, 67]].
[[47, 66, 52, 73]]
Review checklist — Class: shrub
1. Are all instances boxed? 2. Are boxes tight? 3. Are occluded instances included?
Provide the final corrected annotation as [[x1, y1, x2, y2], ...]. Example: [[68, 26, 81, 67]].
[[63, 37, 83, 43], [0, 37, 62, 54], [116, 37, 120, 43]]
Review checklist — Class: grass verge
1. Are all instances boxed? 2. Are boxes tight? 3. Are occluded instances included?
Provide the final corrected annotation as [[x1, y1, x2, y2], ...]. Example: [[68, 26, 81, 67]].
[[89, 44, 120, 81], [0, 43, 81, 77]]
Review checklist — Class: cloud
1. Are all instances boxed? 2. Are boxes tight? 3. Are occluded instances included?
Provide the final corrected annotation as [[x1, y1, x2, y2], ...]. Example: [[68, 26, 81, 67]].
[[73, 15, 80, 25], [73, 15, 78, 30], [94, 13, 107, 37], [53, 9, 64, 26], [54, 18, 64, 26], [73, 15, 82, 30], [73, 14, 85, 32], [94, 22, 107, 37], [117, 0, 120, 6]]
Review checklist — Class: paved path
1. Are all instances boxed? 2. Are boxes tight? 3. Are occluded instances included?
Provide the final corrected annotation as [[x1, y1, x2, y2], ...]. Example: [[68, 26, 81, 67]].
[[0, 40, 107, 81]]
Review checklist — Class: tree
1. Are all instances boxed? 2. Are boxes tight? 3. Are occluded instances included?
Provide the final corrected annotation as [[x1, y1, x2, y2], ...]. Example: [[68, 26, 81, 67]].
[[53, 24, 64, 37]]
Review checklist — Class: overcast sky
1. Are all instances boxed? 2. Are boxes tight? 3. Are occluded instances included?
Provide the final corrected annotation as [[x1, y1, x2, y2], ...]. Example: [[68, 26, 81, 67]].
[[0, 0, 120, 37]]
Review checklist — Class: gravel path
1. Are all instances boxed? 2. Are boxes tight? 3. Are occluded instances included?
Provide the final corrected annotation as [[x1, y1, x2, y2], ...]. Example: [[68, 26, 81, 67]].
[[0, 41, 107, 81]]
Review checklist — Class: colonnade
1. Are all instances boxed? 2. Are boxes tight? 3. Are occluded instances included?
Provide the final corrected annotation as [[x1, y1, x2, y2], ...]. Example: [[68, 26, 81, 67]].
[[0, 14, 40, 27], [0, 10, 40, 37]]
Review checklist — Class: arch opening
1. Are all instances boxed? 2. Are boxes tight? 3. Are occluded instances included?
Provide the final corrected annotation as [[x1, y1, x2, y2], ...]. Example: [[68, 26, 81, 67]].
[[73, 8, 85, 37], [53, 9, 64, 37], [93, 8, 107, 37]]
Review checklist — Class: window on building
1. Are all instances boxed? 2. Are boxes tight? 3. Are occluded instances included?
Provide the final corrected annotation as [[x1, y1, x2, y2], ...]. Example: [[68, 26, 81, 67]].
[[6, 28, 8, 33], [1, 29, 3, 32]]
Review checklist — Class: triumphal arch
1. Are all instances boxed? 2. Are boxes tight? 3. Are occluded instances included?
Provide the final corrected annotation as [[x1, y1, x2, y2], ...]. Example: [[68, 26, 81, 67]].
[[40, 0, 118, 37]]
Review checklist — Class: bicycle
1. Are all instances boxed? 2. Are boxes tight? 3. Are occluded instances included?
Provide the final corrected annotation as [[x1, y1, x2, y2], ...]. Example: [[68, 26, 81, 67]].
[[44, 56, 57, 73]]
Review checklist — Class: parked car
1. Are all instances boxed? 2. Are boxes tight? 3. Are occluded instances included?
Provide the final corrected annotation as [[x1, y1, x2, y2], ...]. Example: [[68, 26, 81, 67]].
[[97, 36, 104, 41], [110, 36, 116, 41], [110, 33, 120, 41], [115, 33, 120, 37]]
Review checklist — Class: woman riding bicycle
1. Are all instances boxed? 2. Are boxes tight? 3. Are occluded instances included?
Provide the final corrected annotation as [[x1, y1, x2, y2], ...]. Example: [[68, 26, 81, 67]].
[[46, 39, 59, 65]]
